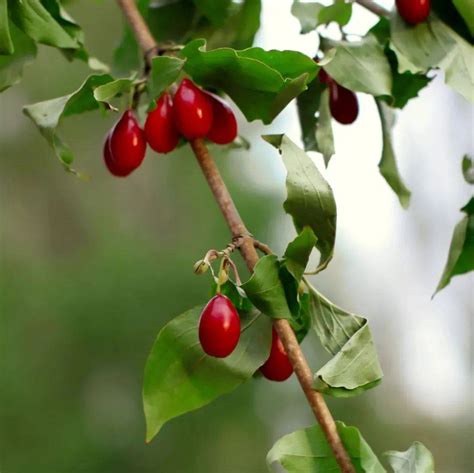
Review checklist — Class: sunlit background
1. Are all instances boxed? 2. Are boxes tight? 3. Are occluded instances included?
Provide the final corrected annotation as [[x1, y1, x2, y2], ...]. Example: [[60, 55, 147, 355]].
[[1, 1, 472, 472]]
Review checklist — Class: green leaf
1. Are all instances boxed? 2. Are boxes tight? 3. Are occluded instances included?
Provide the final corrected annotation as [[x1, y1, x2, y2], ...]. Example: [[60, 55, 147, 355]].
[[0, 0, 13, 54], [462, 155, 474, 184], [318, 1, 352, 27], [229, 0, 261, 49], [0, 22, 36, 92], [376, 100, 411, 208], [316, 88, 335, 165], [453, 0, 474, 37], [323, 35, 392, 96], [296, 77, 323, 152], [148, 55, 185, 102], [263, 134, 337, 272], [147, 0, 197, 43], [267, 421, 386, 473], [434, 198, 474, 294], [391, 14, 474, 102], [291, 1, 352, 33], [291, 1, 324, 33], [9, 0, 79, 49], [284, 227, 317, 282], [181, 39, 318, 123], [143, 305, 272, 442], [306, 282, 383, 397], [93, 77, 135, 104], [385, 442, 435, 473], [23, 74, 113, 173], [241, 255, 293, 319], [369, 18, 432, 109], [194, 0, 231, 26]]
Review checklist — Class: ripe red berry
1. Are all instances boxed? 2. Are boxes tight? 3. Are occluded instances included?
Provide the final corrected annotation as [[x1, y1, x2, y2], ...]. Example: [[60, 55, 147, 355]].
[[329, 82, 359, 125], [318, 68, 332, 85], [107, 110, 146, 176], [144, 93, 180, 154], [173, 78, 213, 140], [205, 93, 238, 145], [199, 294, 241, 358], [260, 328, 293, 382], [103, 132, 133, 177], [396, 0, 430, 25]]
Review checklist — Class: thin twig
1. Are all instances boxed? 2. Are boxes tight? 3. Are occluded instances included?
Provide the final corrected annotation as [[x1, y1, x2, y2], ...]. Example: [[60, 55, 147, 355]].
[[115, 2, 356, 472], [354, 0, 390, 17]]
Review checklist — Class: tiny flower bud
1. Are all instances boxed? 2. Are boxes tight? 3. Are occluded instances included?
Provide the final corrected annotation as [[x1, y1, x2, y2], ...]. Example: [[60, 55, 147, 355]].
[[218, 268, 229, 285], [193, 259, 209, 275]]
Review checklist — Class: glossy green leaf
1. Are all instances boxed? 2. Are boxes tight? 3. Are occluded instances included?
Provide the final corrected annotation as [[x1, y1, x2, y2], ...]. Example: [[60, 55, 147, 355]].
[[143, 305, 272, 442], [434, 198, 474, 294], [241, 255, 293, 319], [9, 0, 79, 49], [267, 421, 386, 473], [148, 55, 185, 102], [181, 39, 318, 123], [453, 0, 474, 36], [0, 23, 36, 92], [264, 134, 337, 272], [93, 77, 135, 104], [306, 282, 383, 397], [462, 155, 474, 184], [391, 14, 474, 102], [376, 100, 411, 209], [23, 74, 113, 173], [284, 227, 317, 282], [323, 35, 392, 96], [0, 0, 13, 54], [385, 442, 435, 473]]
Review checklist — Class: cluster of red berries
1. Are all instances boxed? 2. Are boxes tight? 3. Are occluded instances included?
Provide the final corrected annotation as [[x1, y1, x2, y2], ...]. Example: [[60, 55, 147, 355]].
[[198, 294, 294, 382], [319, 68, 359, 125], [103, 79, 238, 177], [396, 0, 431, 25]]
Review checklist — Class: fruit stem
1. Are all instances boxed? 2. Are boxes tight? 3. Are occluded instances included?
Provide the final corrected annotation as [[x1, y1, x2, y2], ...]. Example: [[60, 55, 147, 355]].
[[116, 2, 357, 472]]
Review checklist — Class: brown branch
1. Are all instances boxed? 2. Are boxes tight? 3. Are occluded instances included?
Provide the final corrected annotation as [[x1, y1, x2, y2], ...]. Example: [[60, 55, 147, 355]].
[[116, 2, 356, 472], [354, 0, 390, 17]]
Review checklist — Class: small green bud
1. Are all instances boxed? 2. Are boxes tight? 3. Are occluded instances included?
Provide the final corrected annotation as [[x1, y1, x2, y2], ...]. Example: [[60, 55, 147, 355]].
[[193, 259, 209, 275]]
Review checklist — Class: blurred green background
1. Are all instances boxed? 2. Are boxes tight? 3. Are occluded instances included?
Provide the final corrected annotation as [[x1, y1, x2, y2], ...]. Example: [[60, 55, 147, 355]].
[[0, 1, 472, 472]]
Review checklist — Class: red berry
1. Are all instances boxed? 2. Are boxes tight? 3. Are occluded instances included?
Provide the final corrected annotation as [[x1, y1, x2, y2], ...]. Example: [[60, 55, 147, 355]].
[[198, 294, 240, 358], [318, 68, 332, 85], [144, 93, 180, 154], [396, 0, 430, 25], [260, 328, 293, 382], [329, 82, 359, 125], [205, 93, 238, 145], [173, 79, 213, 140], [107, 110, 147, 176], [103, 132, 133, 177]]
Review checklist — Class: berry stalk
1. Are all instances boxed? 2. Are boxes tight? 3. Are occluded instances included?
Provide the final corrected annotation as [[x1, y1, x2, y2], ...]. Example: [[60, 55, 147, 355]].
[[115, 1, 356, 472]]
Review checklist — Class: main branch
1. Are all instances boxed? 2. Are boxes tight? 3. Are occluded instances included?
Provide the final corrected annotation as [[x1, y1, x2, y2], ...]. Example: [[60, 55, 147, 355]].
[[116, 2, 356, 472], [354, 0, 390, 17]]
